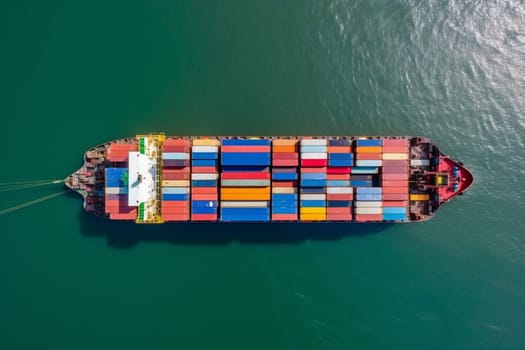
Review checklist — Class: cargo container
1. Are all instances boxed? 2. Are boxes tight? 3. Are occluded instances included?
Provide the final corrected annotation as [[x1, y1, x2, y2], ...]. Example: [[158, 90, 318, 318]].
[[66, 135, 473, 224]]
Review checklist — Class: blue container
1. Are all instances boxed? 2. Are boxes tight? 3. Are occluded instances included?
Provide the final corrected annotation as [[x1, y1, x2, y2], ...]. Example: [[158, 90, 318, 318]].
[[356, 193, 382, 201], [300, 187, 325, 194], [192, 206, 218, 214], [221, 214, 270, 222], [328, 153, 353, 160], [272, 194, 298, 201], [301, 173, 327, 180], [328, 159, 353, 167], [221, 139, 271, 146], [162, 194, 189, 201], [191, 200, 218, 208], [327, 200, 352, 207], [356, 139, 382, 146], [326, 180, 351, 187], [272, 172, 298, 180], [191, 180, 218, 187], [351, 167, 379, 174], [300, 179, 327, 187], [382, 213, 407, 221], [192, 159, 218, 167], [300, 200, 325, 207], [272, 207, 297, 214], [221, 208, 270, 215], [328, 139, 352, 146], [350, 180, 373, 187], [221, 153, 271, 166], [382, 207, 407, 214], [105, 178, 121, 188], [356, 187, 382, 194], [191, 152, 218, 160]]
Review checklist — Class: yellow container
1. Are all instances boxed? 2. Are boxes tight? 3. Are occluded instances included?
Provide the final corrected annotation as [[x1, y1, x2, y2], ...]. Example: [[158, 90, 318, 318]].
[[192, 139, 220, 146], [220, 193, 271, 200], [410, 193, 430, 201], [162, 180, 190, 187], [382, 153, 409, 160], [300, 207, 326, 214], [356, 146, 382, 153], [300, 213, 327, 221]]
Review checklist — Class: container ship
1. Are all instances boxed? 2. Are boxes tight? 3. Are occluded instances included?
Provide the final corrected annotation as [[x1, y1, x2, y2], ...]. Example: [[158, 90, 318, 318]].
[[65, 134, 473, 223]]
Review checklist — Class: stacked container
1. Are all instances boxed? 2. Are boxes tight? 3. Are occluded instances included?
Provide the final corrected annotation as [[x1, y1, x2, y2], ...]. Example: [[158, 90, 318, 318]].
[[105, 168, 137, 220], [161, 139, 191, 221], [381, 138, 410, 221], [271, 139, 299, 221], [191, 139, 220, 221], [220, 139, 271, 221], [107, 143, 138, 162], [300, 139, 327, 221], [355, 187, 383, 222], [355, 139, 383, 167], [326, 139, 353, 221]]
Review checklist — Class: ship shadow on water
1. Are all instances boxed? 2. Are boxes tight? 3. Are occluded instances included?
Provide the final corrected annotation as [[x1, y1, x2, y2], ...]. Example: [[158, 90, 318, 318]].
[[78, 210, 393, 249]]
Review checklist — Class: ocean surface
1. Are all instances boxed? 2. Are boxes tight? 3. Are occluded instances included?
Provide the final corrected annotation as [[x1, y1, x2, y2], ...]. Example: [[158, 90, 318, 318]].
[[1, 0, 525, 349]]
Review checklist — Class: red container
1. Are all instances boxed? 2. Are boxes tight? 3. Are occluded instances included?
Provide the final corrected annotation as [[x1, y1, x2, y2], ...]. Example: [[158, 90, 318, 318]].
[[110, 212, 137, 220], [163, 145, 190, 152], [221, 145, 271, 152], [355, 214, 382, 222], [162, 172, 190, 180], [191, 166, 218, 173], [382, 180, 408, 187], [327, 214, 352, 221], [382, 200, 408, 207], [191, 214, 218, 221], [300, 167, 327, 173], [163, 168, 190, 174], [326, 174, 350, 180], [162, 207, 190, 214], [109, 143, 137, 151], [382, 186, 409, 194], [273, 159, 299, 166], [382, 173, 409, 180], [327, 167, 351, 174], [382, 160, 409, 167], [327, 207, 352, 214], [301, 159, 327, 167], [163, 139, 191, 146], [356, 153, 382, 160], [221, 172, 270, 180], [382, 146, 408, 153], [163, 214, 190, 221], [326, 194, 353, 201], [382, 139, 409, 147], [272, 153, 298, 160], [162, 201, 190, 208], [191, 187, 218, 194], [192, 194, 219, 201], [382, 193, 409, 200], [382, 167, 407, 174], [271, 214, 298, 221]]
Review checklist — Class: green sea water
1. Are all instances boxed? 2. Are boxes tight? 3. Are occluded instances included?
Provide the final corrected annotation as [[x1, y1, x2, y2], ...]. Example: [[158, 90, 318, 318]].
[[2, 1, 525, 349]]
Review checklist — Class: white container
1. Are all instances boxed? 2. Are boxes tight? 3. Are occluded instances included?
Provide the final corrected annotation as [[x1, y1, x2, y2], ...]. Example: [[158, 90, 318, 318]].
[[300, 152, 328, 159], [355, 207, 383, 214], [355, 201, 382, 208], [192, 146, 219, 153], [300, 194, 326, 201], [356, 160, 383, 167], [326, 187, 353, 194], [191, 173, 219, 180], [383, 153, 409, 160], [411, 159, 430, 166], [272, 187, 298, 194], [106, 187, 128, 195], [300, 139, 328, 146]]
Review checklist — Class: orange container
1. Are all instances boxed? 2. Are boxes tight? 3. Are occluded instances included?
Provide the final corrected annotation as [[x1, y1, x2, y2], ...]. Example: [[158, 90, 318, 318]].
[[162, 207, 190, 214], [382, 193, 409, 200], [356, 146, 382, 153], [327, 214, 352, 221], [273, 146, 297, 152], [191, 166, 218, 173], [381, 180, 408, 187], [220, 187, 270, 195], [382, 201, 408, 207], [220, 193, 270, 200], [382, 173, 409, 181], [300, 167, 327, 173], [327, 207, 352, 214], [327, 146, 352, 153], [163, 139, 191, 146], [271, 181, 297, 187], [162, 172, 190, 180], [162, 201, 189, 208], [110, 212, 137, 220], [191, 194, 219, 201], [272, 139, 298, 146], [271, 214, 298, 221], [356, 153, 382, 160], [382, 186, 409, 194], [326, 174, 350, 180], [382, 146, 409, 153], [163, 214, 189, 221]]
